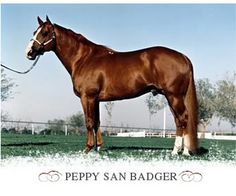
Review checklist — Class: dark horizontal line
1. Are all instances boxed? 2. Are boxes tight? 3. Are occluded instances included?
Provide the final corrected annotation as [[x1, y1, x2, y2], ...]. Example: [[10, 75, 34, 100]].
[[2, 142, 53, 147], [105, 146, 173, 151]]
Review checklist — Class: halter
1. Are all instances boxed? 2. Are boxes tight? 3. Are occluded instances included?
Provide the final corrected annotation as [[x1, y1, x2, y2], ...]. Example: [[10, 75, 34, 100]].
[[31, 31, 56, 54]]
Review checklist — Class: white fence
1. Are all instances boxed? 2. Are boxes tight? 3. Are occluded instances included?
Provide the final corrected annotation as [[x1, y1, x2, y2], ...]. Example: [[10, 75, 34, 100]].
[[202, 132, 236, 140], [1, 120, 79, 135], [1, 120, 236, 140], [1, 120, 175, 137]]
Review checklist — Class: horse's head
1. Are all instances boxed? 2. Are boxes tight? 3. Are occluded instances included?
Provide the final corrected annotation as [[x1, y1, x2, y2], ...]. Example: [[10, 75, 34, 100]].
[[26, 16, 56, 60]]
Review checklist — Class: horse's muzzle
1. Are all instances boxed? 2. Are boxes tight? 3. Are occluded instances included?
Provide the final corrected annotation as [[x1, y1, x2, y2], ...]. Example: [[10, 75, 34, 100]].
[[26, 52, 36, 60], [26, 49, 41, 60]]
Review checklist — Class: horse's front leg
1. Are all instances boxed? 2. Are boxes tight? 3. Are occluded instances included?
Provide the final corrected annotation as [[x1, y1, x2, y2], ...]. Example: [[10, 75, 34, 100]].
[[81, 95, 96, 153], [94, 101, 103, 151]]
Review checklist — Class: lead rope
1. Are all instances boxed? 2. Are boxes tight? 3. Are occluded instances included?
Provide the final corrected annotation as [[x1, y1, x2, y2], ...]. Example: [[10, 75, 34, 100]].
[[1, 55, 40, 74]]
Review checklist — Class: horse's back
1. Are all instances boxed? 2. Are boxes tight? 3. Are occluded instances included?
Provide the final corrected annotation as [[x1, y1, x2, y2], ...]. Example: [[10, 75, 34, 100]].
[[102, 46, 191, 75], [90, 46, 191, 100], [109, 46, 192, 85]]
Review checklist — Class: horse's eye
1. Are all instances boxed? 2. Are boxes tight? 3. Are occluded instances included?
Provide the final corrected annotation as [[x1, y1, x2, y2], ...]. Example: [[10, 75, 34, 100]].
[[42, 32, 48, 37]]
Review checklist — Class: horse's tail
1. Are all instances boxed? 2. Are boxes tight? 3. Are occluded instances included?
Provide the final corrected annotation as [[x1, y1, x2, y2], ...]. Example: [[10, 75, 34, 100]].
[[184, 60, 199, 153]]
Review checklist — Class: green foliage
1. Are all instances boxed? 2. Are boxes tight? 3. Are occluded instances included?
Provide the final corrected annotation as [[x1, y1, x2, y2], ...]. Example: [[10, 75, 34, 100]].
[[145, 93, 168, 128], [68, 112, 85, 127], [1, 128, 17, 134], [21, 127, 32, 134], [196, 73, 236, 129], [215, 72, 236, 127], [47, 119, 65, 135], [1, 68, 16, 102], [1, 69, 17, 121], [196, 78, 216, 126], [145, 93, 167, 116], [39, 129, 51, 135], [68, 112, 85, 134]]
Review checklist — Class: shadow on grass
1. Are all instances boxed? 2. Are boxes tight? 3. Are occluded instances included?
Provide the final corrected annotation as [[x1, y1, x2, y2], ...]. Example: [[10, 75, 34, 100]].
[[105, 146, 173, 151], [2, 142, 54, 147], [105, 146, 209, 156]]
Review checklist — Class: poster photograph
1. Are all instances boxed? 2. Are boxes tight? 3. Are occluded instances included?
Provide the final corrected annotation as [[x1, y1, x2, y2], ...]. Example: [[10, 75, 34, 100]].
[[1, 1, 235, 196]]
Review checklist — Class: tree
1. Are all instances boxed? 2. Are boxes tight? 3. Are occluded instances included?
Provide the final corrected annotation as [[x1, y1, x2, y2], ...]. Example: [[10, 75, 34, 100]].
[[48, 119, 65, 135], [69, 112, 84, 127], [215, 72, 236, 127], [104, 101, 114, 126], [196, 79, 216, 132], [1, 68, 17, 120], [68, 112, 85, 134], [1, 69, 16, 102], [145, 93, 167, 129], [104, 101, 114, 135]]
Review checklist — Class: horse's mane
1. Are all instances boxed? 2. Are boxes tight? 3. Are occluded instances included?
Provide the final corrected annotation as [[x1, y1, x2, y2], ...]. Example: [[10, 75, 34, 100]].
[[54, 24, 116, 54]]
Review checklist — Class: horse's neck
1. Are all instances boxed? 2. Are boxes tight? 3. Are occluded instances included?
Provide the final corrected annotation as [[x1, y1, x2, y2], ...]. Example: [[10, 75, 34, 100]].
[[53, 25, 93, 75]]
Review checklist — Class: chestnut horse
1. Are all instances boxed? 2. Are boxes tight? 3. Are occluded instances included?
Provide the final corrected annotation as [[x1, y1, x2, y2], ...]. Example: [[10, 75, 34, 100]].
[[26, 16, 199, 155]]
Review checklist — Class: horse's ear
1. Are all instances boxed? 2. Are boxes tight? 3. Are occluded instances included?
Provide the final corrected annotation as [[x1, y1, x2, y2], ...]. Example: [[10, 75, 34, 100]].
[[46, 15, 52, 24], [37, 16, 43, 26]]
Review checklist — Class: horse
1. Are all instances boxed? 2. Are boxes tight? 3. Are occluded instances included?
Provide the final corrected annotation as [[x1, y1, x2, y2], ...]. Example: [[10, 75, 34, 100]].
[[26, 16, 200, 155]]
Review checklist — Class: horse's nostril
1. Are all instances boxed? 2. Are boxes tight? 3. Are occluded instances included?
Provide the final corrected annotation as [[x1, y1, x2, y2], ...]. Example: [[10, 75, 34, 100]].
[[27, 50, 32, 56], [26, 49, 35, 60]]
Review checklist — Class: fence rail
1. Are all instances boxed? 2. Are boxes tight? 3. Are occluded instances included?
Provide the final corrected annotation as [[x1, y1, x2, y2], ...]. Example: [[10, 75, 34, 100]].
[[1, 120, 175, 137], [1, 120, 82, 135], [1, 120, 236, 140]]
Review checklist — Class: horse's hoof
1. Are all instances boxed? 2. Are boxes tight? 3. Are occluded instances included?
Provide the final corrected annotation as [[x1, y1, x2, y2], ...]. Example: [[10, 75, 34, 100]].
[[182, 151, 191, 156], [171, 150, 181, 155], [182, 147, 192, 156], [182, 147, 208, 156], [171, 145, 182, 155], [84, 145, 94, 153]]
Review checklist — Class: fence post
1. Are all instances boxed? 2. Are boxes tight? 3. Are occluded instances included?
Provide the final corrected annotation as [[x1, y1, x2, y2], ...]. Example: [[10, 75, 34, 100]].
[[64, 124, 68, 136], [163, 106, 166, 138], [31, 123, 34, 135]]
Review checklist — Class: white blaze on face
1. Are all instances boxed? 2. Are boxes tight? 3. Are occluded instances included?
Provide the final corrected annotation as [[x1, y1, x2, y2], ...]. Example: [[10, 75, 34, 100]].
[[25, 26, 42, 57]]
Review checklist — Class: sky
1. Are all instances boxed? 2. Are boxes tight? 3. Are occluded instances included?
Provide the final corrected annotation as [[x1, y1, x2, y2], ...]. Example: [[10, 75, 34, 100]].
[[1, 4, 236, 131]]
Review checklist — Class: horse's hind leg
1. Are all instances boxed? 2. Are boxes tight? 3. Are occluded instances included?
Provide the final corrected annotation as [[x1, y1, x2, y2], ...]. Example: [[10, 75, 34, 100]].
[[165, 94, 188, 155], [172, 118, 184, 155], [94, 101, 103, 151]]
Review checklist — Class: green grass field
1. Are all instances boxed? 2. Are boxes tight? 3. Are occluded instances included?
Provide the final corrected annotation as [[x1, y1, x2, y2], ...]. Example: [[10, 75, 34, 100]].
[[1, 133, 236, 162]]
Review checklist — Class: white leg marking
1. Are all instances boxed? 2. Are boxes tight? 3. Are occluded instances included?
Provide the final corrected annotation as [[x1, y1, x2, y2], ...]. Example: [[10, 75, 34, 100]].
[[172, 136, 183, 155], [183, 134, 191, 156], [97, 146, 101, 151]]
